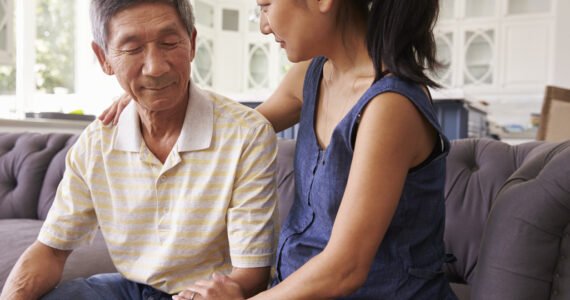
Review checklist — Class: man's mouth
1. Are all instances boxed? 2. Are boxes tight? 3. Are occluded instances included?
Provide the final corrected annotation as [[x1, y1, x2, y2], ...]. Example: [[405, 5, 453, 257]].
[[144, 83, 173, 91]]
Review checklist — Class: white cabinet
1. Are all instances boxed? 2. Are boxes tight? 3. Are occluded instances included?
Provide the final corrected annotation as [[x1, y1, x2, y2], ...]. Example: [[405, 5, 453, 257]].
[[433, 0, 555, 93], [191, 0, 290, 99], [433, 0, 559, 127]]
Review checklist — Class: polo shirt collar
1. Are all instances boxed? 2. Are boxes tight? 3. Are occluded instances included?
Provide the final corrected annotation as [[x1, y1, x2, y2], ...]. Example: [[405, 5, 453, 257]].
[[114, 81, 213, 152]]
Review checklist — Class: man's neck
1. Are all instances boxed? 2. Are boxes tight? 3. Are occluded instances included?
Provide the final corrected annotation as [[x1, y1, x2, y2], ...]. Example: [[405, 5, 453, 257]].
[[136, 97, 188, 164]]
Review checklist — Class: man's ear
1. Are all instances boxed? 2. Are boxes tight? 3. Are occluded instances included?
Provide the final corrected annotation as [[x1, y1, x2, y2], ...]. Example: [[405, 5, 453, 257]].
[[189, 28, 198, 62], [92, 41, 114, 75]]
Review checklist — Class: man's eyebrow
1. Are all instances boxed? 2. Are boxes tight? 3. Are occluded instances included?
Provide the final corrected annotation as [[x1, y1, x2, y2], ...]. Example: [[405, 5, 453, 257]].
[[157, 24, 185, 37], [114, 24, 185, 47]]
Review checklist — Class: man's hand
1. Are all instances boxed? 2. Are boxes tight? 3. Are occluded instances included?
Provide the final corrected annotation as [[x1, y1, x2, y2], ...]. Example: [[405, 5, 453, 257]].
[[173, 273, 245, 300]]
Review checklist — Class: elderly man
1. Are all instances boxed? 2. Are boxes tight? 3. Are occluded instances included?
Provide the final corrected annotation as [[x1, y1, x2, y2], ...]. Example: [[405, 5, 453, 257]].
[[0, 0, 278, 299]]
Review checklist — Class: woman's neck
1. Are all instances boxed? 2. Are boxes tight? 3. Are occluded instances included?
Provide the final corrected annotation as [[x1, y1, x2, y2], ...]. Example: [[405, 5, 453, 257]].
[[321, 24, 374, 81]]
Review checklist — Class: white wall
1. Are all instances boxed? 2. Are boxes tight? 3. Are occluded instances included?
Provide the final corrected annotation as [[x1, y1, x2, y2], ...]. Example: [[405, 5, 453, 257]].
[[553, 0, 570, 89]]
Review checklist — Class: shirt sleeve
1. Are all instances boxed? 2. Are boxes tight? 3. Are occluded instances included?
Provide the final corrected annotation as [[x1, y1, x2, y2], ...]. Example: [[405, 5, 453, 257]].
[[227, 122, 279, 268], [38, 131, 98, 251]]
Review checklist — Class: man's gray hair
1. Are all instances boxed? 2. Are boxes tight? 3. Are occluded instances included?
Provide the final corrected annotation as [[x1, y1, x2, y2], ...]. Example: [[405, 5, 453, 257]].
[[90, 0, 195, 53]]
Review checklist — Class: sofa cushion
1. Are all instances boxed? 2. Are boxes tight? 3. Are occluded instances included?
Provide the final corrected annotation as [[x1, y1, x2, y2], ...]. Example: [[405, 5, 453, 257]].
[[472, 140, 570, 300], [276, 139, 296, 226], [0, 133, 74, 219], [37, 135, 79, 220], [0, 219, 116, 289]]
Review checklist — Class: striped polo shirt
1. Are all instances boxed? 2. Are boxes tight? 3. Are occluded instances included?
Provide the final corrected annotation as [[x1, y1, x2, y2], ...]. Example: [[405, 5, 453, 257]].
[[38, 82, 278, 294]]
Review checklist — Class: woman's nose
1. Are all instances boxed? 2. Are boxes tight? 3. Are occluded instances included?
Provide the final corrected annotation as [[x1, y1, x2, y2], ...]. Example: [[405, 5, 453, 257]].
[[259, 11, 271, 35]]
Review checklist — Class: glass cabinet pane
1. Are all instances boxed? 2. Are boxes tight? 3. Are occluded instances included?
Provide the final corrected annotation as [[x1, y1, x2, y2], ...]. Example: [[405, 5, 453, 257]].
[[465, 0, 496, 18], [439, 0, 455, 20], [508, 0, 551, 15], [248, 44, 269, 89], [433, 32, 454, 86], [192, 38, 213, 86], [222, 9, 239, 31], [464, 30, 494, 85], [195, 0, 214, 28]]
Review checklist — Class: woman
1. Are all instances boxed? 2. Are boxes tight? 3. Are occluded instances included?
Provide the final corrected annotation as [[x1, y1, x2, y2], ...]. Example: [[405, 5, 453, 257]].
[[101, 0, 457, 299]]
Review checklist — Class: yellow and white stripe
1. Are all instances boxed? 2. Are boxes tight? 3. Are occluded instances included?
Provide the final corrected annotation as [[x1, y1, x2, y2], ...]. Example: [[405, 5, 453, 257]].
[[38, 82, 278, 294]]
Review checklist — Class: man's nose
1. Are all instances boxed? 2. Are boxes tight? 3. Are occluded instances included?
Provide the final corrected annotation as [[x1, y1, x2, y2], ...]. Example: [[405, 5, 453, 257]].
[[142, 45, 169, 77], [259, 11, 271, 35]]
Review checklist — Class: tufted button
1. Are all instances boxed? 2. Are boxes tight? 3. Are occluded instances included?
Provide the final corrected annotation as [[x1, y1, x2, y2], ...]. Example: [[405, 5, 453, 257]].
[[561, 255, 567, 260], [555, 273, 560, 278], [553, 290, 559, 296]]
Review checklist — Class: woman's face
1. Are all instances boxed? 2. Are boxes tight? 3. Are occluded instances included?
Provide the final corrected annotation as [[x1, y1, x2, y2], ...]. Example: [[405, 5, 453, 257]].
[[256, 0, 335, 62]]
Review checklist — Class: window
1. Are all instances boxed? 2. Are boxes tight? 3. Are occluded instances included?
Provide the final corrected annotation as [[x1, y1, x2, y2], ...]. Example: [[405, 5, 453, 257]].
[[35, 0, 76, 94], [0, 0, 15, 95]]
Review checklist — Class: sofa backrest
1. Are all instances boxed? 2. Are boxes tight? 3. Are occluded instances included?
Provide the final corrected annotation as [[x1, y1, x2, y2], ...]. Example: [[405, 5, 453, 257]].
[[442, 138, 552, 284], [471, 140, 570, 300], [0, 132, 77, 220]]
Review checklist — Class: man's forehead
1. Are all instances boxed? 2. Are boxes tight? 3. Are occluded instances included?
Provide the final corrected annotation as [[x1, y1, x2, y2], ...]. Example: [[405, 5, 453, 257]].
[[107, 3, 187, 44]]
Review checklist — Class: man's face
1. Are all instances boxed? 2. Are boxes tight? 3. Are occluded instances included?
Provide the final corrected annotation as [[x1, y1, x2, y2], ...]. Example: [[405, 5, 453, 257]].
[[93, 2, 196, 112]]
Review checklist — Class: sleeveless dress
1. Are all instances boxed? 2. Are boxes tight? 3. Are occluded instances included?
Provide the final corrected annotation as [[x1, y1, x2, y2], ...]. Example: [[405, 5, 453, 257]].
[[273, 56, 458, 299]]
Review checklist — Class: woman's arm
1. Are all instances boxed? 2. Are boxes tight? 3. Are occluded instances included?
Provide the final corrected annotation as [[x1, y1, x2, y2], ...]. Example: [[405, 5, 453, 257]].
[[98, 93, 131, 126], [251, 91, 437, 299], [255, 60, 308, 132]]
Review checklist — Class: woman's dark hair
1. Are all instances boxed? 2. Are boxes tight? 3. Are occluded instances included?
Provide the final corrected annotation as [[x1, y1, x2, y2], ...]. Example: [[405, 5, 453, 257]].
[[343, 0, 441, 87]]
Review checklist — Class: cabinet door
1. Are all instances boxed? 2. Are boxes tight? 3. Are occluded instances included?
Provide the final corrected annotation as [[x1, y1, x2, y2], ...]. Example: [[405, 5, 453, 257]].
[[464, 0, 498, 18], [433, 30, 456, 87], [192, 37, 214, 87], [247, 43, 270, 89], [194, 0, 214, 29], [507, 0, 551, 15], [501, 21, 551, 88], [463, 28, 496, 86]]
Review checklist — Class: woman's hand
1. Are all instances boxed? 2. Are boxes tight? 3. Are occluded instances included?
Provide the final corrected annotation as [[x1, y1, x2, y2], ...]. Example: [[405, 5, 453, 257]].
[[173, 273, 245, 300], [98, 93, 132, 126]]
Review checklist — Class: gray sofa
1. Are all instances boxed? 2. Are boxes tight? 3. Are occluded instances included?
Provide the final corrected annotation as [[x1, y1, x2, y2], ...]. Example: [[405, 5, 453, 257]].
[[1, 132, 569, 299]]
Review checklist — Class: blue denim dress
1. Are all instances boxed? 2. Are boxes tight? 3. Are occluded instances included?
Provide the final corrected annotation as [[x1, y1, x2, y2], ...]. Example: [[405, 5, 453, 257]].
[[273, 57, 457, 299]]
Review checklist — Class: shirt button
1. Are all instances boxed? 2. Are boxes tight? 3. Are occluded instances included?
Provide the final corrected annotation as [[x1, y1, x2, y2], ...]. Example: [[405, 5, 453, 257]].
[[159, 175, 166, 182]]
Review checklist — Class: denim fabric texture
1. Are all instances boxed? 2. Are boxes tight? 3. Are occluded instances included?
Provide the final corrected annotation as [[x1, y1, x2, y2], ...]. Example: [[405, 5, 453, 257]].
[[40, 273, 173, 300], [273, 56, 458, 299]]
